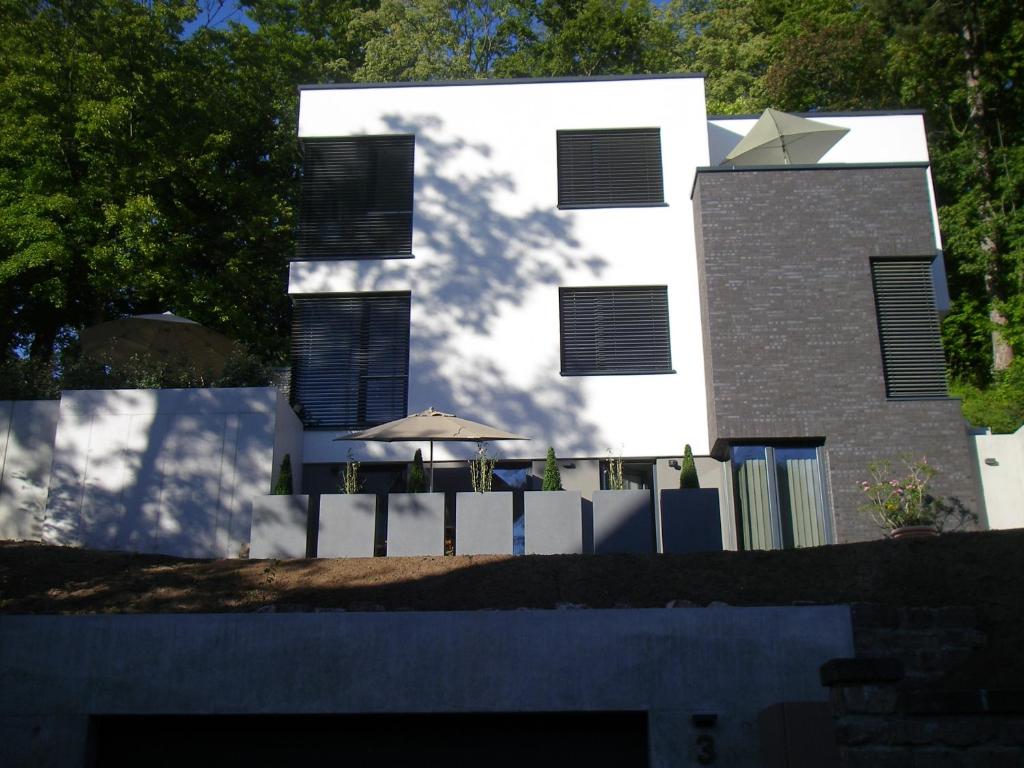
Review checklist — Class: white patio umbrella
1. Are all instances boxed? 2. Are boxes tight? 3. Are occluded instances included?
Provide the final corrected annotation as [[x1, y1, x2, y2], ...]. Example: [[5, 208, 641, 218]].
[[723, 108, 849, 166], [80, 312, 239, 376], [336, 407, 530, 491]]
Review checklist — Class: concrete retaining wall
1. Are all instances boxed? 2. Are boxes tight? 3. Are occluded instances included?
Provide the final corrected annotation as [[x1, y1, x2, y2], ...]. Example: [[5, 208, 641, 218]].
[[0, 606, 853, 767], [0, 400, 59, 541]]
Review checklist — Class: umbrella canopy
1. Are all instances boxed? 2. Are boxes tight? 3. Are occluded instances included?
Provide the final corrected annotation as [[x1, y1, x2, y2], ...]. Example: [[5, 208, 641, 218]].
[[723, 108, 849, 166], [336, 407, 530, 491], [80, 312, 239, 377]]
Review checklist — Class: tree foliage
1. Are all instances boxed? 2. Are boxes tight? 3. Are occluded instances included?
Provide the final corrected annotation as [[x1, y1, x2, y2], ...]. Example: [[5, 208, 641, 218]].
[[407, 448, 428, 492], [542, 446, 563, 490], [1, 0, 1020, 430], [680, 444, 699, 489], [0, 0, 369, 379], [272, 453, 293, 494]]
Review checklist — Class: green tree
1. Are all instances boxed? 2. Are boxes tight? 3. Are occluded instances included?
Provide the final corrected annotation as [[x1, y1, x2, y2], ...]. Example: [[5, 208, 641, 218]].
[[407, 448, 428, 492], [354, 0, 534, 81], [680, 444, 699, 488], [866, 0, 1024, 379], [272, 453, 294, 494], [542, 446, 563, 490], [0, 0, 374, 380]]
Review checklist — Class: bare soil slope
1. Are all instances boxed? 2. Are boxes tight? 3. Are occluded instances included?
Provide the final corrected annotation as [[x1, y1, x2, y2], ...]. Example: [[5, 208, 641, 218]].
[[2, 530, 1021, 686]]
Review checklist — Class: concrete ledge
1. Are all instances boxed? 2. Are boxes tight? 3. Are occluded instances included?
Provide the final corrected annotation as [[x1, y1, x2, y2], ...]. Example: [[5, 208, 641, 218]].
[[1, 606, 854, 767], [821, 658, 905, 686]]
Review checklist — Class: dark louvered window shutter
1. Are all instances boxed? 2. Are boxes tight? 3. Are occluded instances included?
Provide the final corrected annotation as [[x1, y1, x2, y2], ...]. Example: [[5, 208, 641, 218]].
[[557, 128, 664, 208], [560, 286, 673, 375], [297, 136, 414, 260], [871, 259, 948, 398], [291, 294, 411, 428]]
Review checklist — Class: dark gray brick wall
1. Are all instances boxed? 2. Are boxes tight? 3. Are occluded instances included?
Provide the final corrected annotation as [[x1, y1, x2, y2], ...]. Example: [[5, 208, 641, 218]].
[[693, 166, 981, 543]]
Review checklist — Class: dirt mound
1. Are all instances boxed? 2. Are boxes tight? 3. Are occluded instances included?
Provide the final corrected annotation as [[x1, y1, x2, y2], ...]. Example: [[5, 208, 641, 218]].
[[2, 530, 1022, 685]]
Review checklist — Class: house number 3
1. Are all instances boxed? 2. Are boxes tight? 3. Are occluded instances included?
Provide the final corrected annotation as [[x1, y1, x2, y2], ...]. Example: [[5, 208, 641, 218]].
[[696, 734, 716, 764]]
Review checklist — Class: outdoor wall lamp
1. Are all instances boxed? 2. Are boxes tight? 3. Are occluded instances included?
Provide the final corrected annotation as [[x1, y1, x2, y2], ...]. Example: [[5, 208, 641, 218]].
[[668, 459, 681, 469], [985, 458, 999, 466], [561, 462, 576, 469]]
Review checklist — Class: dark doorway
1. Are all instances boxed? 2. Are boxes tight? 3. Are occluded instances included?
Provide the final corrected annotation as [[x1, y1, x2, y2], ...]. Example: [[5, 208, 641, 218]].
[[92, 711, 649, 768]]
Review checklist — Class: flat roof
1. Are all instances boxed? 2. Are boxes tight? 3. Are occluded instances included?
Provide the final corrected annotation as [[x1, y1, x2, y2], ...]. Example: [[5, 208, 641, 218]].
[[299, 73, 705, 91], [708, 108, 925, 119]]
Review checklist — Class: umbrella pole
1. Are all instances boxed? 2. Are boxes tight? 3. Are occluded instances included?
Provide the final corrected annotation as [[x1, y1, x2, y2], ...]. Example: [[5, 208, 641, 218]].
[[429, 440, 434, 492]]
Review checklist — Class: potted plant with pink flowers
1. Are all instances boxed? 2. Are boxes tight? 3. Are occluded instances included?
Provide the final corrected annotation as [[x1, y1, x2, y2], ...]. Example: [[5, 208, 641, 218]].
[[859, 456, 947, 539]]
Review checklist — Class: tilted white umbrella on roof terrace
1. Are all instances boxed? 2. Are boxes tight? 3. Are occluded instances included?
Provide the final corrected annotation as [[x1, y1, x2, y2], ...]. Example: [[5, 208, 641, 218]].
[[723, 108, 849, 166], [335, 407, 530, 491]]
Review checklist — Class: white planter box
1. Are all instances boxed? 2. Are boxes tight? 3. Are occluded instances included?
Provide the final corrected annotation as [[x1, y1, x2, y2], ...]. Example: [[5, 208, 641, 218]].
[[523, 491, 583, 555], [250, 495, 311, 559], [456, 492, 513, 555], [318, 494, 377, 557], [592, 490, 655, 554], [387, 493, 446, 556]]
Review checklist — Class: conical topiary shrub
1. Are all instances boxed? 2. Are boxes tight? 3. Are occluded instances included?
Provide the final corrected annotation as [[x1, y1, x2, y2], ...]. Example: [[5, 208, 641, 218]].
[[272, 454, 294, 495], [680, 444, 699, 489], [408, 448, 427, 492], [542, 447, 563, 491]]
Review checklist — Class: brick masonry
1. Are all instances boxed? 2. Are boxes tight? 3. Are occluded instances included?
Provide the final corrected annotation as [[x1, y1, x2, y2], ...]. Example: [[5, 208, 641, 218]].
[[821, 605, 1024, 767], [692, 165, 982, 543]]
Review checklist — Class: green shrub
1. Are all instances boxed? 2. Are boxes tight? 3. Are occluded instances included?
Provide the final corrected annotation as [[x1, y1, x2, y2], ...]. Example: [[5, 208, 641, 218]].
[[340, 451, 361, 494], [212, 348, 275, 387], [680, 444, 699, 489], [407, 448, 427, 492], [951, 357, 1024, 434], [0, 356, 60, 400], [542, 447, 563, 491], [607, 454, 624, 490], [469, 442, 496, 493], [272, 454, 293, 495]]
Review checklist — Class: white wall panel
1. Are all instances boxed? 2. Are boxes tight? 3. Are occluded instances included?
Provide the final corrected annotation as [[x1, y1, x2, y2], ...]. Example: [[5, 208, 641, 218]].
[[0, 400, 59, 540], [42, 388, 289, 558]]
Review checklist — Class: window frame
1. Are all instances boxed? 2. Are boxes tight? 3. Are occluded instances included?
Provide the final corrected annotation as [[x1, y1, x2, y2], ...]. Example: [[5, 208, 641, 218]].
[[290, 292, 411, 430], [870, 257, 949, 400], [558, 285, 675, 377], [556, 128, 666, 209], [296, 135, 415, 261]]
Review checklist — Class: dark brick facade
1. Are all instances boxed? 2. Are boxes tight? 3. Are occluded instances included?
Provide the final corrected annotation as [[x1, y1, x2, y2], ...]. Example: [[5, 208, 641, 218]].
[[692, 165, 981, 543]]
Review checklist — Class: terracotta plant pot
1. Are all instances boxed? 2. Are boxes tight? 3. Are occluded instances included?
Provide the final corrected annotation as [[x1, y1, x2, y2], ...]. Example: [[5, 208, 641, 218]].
[[891, 524, 939, 540]]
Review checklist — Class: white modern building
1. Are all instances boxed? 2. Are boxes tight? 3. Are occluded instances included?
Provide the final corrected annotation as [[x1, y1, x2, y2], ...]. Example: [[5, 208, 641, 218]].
[[288, 74, 980, 548]]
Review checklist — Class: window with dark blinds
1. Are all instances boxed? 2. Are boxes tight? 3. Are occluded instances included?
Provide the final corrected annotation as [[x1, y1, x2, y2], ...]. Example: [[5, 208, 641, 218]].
[[291, 294, 411, 429], [559, 286, 673, 375], [297, 136, 414, 260], [557, 128, 664, 208], [871, 259, 948, 398]]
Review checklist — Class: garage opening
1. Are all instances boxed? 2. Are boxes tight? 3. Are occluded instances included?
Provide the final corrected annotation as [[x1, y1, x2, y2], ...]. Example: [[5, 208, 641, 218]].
[[91, 711, 649, 767]]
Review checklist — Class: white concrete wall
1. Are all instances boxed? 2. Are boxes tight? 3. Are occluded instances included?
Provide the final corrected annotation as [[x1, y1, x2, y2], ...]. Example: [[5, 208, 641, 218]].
[[292, 76, 713, 464], [0, 607, 853, 767], [43, 388, 290, 558], [973, 426, 1024, 529], [0, 400, 59, 540], [707, 112, 942, 249]]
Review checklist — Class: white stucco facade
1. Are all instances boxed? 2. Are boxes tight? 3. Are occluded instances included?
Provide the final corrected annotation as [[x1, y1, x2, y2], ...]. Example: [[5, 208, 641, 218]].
[[293, 76, 713, 463], [292, 77, 945, 467]]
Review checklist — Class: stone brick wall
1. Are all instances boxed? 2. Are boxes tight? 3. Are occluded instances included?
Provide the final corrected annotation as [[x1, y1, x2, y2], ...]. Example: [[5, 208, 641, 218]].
[[692, 165, 981, 543], [821, 605, 1024, 767]]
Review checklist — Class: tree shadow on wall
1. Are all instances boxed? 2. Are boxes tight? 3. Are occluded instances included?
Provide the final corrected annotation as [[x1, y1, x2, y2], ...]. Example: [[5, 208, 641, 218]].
[[300, 114, 609, 457]]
